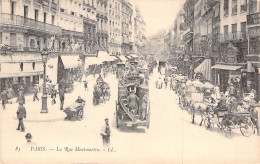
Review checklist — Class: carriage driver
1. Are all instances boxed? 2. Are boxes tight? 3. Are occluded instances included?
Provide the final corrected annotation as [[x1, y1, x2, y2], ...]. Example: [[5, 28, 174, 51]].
[[75, 96, 85, 104], [127, 90, 139, 115]]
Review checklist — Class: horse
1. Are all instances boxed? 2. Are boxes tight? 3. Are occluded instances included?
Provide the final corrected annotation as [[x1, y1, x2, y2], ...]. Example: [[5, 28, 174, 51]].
[[191, 102, 208, 126]]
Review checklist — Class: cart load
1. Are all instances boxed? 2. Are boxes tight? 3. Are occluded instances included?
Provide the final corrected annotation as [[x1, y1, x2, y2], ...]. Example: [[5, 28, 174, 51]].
[[64, 102, 85, 121]]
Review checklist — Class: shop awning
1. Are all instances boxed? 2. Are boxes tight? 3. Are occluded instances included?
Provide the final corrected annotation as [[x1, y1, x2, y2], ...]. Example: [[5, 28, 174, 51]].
[[194, 59, 212, 81], [0, 71, 43, 78], [118, 56, 128, 62], [211, 64, 243, 71], [85, 57, 103, 65], [98, 51, 116, 62], [60, 55, 80, 69], [130, 54, 138, 58]]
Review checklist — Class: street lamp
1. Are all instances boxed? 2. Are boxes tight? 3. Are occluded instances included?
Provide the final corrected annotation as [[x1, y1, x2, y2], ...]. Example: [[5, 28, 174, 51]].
[[41, 49, 49, 113]]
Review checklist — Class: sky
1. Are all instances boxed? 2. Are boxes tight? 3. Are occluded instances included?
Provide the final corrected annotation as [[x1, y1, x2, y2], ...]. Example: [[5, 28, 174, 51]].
[[130, 0, 184, 37]]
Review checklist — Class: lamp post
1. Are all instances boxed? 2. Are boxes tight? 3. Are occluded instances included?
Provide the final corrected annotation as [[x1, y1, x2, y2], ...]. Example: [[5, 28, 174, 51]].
[[41, 49, 49, 113]]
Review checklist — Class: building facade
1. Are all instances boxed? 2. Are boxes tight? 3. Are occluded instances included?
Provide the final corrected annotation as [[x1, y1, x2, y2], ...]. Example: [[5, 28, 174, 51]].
[[121, 0, 133, 55], [133, 6, 146, 56], [96, 0, 108, 51], [0, 0, 61, 92], [108, 0, 121, 56]]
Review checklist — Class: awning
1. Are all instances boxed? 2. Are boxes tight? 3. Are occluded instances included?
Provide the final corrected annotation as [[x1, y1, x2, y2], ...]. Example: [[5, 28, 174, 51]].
[[118, 56, 128, 62], [194, 59, 212, 81], [85, 57, 103, 65], [130, 54, 138, 58], [0, 71, 43, 78], [98, 51, 116, 62], [60, 55, 80, 69], [211, 64, 243, 71]]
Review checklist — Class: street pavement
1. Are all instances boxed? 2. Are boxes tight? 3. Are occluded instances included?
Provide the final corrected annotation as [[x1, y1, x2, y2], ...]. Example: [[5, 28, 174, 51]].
[[0, 70, 260, 163]]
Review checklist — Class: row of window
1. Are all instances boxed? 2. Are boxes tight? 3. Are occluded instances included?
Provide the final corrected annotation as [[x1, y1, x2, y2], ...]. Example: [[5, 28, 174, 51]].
[[223, 0, 248, 17], [223, 22, 247, 34]]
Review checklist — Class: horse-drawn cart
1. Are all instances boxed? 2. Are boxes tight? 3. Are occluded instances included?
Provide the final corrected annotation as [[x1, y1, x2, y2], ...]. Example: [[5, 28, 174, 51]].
[[64, 102, 85, 121], [115, 65, 151, 129]]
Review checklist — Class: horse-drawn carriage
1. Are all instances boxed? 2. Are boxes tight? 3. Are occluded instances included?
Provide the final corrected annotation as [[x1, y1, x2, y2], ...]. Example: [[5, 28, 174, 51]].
[[115, 66, 151, 129], [116, 62, 126, 79], [64, 102, 85, 121], [93, 78, 111, 105]]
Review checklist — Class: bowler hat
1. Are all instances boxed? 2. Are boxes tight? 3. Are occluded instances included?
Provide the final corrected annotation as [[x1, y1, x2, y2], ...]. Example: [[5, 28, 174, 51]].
[[105, 118, 109, 121], [25, 133, 32, 139]]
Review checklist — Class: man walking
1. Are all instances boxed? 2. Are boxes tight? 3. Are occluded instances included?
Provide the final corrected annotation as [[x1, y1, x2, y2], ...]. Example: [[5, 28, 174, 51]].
[[1, 88, 7, 109], [59, 87, 65, 110], [100, 118, 111, 148], [51, 88, 57, 105], [84, 80, 88, 91], [33, 85, 39, 102], [16, 101, 26, 132], [16, 90, 25, 105], [164, 76, 168, 89]]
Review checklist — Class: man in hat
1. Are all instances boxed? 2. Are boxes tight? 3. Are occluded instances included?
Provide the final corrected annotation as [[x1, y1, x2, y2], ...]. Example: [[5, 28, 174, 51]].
[[227, 83, 236, 97], [59, 87, 65, 110], [127, 90, 139, 114], [100, 118, 111, 148], [1, 88, 8, 109], [84, 80, 88, 91], [33, 85, 39, 102], [16, 90, 25, 105], [51, 87, 57, 105], [17, 101, 26, 132], [164, 76, 168, 89]]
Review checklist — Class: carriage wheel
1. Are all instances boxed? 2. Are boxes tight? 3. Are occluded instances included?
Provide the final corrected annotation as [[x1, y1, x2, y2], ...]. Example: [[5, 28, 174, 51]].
[[147, 102, 151, 129], [240, 119, 254, 137], [78, 110, 83, 120], [204, 117, 212, 130], [116, 101, 119, 128], [223, 120, 236, 138]]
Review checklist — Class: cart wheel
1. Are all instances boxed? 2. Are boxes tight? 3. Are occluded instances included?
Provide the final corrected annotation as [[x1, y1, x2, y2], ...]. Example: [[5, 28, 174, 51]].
[[78, 110, 83, 120], [147, 102, 151, 129], [240, 119, 254, 137], [204, 117, 212, 130], [223, 120, 236, 138], [115, 101, 119, 128]]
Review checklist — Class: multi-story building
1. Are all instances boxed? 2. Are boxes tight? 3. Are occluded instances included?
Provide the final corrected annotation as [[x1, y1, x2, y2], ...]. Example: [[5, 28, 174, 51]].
[[0, 0, 61, 92], [108, 0, 121, 56], [133, 6, 146, 56], [96, 0, 108, 51], [211, 0, 248, 92], [121, 0, 133, 55], [246, 0, 260, 101]]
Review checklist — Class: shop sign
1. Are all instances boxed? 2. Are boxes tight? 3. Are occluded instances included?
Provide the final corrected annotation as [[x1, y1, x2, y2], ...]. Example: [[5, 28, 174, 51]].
[[247, 12, 260, 26], [248, 27, 260, 37], [225, 43, 238, 63]]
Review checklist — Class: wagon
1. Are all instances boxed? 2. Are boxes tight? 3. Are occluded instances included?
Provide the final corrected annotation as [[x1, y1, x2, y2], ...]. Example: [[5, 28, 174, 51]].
[[64, 102, 85, 121], [115, 67, 151, 129], [93, 81, 110, 105], [204, 108, 255, 138]]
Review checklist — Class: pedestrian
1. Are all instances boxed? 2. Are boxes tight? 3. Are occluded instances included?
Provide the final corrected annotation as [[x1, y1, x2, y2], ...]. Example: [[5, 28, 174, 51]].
[[164, 76, 168, 88], [16, 90, 25, 105], [251, 103, 259, 136], [84, 80, 88, 91], [33, 85, 39, 102], [1, 88, 8, 109], [59, 87, 65, 110], [16, 101, 26, 132], [100, 118, 111, 148], [25, 133, 37, 146], [127, 90, 139, 114], [51, 88, 57, 105]]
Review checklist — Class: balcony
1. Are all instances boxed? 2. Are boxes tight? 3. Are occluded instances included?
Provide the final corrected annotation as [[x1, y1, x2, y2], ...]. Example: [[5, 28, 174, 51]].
[[97, 29, 108, 37], [182, 28, 193, 43], [0, 13, 62, 35], [247, 12, 260, 26], [51, 2, 57, 10], [62, 29, 85, 38], [96, 11, 108, 19], [218, 32, 248, 43]]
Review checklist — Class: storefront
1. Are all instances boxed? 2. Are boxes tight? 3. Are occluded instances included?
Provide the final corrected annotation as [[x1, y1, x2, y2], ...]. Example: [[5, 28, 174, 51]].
[[57, 54, 81, 83], [211, 64, 246, 93], [0, 52, 43, 93]]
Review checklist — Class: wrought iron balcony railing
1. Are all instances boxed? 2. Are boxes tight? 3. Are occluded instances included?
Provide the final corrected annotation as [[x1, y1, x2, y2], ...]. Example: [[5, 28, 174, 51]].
[[0, 13, 62, 34], [218, 32, 248, 43]]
